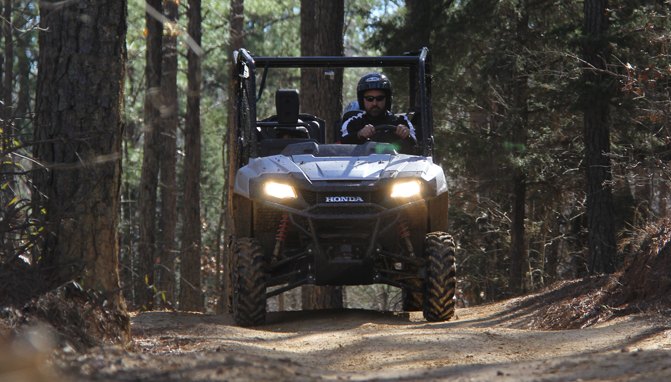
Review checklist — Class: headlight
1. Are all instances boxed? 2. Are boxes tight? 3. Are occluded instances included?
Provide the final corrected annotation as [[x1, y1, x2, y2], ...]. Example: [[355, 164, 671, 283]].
[[390, 180, 422, 198], [264, 181, 297, 199]]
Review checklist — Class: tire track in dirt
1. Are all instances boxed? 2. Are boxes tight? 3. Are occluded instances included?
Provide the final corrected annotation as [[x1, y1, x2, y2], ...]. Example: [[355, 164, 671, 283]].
[[54, 303, 671, 381]]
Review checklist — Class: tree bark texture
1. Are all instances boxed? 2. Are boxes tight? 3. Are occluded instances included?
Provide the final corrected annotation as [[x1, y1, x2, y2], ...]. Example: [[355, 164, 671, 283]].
[[157, 0, 179, 308], [0, 0, 13, 255], [300, 0, 344, 310], [583, 0, 616, 274], [16, 6, 32, 120], [509, 171, 527, 292], [136, 0, 163, 309], [508, 1, 529, 294], [33, 0, 127, 307], [2, 0, 12, 121], [300, 0, 344, 143], [403, 0, 436, 48], [180, 0, 203, 311], [0, 5, 3, 125], [222, 0, 245, 314]]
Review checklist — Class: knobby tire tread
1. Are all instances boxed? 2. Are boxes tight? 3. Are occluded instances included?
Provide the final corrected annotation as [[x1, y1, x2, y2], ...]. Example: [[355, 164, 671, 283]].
[[233, 238, 267, 326], [423, 232, 457, 322]]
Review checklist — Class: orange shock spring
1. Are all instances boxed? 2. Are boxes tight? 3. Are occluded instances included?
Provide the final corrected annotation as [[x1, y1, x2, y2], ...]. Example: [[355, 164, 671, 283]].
[[273, 213, 290, 260]]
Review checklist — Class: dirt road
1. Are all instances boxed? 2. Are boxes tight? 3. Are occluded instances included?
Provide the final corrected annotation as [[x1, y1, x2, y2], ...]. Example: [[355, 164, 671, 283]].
[[54, 298, 671, 382]]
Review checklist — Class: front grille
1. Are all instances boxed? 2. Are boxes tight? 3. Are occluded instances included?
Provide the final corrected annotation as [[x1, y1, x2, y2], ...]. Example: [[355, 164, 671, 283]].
[[308, 205, 382, 216], [301, 190, 318, 205], [300, 189, 387, 207]]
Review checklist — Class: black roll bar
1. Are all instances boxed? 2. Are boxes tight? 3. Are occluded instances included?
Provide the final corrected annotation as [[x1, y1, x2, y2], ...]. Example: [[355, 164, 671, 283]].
[[234, 48, 434, 159]]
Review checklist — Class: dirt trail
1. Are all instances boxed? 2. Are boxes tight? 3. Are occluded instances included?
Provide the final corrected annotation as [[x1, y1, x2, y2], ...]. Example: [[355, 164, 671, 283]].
[[53, 300, 671, 381]]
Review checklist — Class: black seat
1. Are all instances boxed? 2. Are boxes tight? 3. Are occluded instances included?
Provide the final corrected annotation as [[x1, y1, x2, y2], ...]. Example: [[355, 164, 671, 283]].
[[256, 89, 325, 155], [276, 89, 300, 124], [275, 89, 325, 142], [270, 89, 309, 138]]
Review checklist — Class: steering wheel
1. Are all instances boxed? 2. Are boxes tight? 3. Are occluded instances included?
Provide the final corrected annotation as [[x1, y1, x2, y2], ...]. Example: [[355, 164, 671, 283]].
[[370, 124, 400, 144], [368, 124, 417, 154]]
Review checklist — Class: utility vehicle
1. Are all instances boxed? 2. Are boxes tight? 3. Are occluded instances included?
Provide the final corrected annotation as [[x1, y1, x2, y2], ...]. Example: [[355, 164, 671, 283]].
[[229, 48, 456, 326]]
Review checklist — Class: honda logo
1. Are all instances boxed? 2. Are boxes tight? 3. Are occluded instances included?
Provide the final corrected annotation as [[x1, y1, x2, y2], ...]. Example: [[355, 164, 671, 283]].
[[324, 196, 365, 203]]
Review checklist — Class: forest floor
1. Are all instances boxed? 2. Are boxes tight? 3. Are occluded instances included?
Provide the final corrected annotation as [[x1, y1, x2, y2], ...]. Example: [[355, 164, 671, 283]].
[[5, 227, 671, 381], [61, 303, 671, 382], [3, 277, 670, 382]]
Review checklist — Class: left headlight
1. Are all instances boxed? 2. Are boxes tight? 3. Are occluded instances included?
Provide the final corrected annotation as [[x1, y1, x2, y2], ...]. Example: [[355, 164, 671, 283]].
[[390, 180, 422, 198], [264, 181, 297, 199]]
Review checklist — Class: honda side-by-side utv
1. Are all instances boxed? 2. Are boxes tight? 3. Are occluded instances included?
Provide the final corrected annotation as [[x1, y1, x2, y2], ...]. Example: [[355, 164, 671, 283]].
[[229, 47, 456, 326]]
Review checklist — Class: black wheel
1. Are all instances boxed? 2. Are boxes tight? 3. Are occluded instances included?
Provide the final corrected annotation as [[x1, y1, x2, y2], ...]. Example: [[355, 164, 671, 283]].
[[232, 238, 267, 326], [423, 232, 457, 322]]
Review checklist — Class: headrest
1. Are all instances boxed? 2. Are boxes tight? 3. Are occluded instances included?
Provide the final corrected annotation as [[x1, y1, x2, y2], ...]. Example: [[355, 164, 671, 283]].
[[276, 89, 300, 124]]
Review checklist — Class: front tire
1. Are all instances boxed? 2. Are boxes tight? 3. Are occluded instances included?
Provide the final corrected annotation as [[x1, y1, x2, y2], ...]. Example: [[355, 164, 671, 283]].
[[423, 232, 457, 322], [232, 238, 267, 326]]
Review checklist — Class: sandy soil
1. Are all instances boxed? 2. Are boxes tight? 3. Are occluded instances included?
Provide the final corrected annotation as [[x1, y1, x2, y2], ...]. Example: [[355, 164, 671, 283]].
[[49, 299, 671, 382]]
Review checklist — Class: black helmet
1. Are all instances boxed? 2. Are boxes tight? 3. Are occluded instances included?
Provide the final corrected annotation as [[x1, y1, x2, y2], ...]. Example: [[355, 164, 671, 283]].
[[357, 73, 392, 111]]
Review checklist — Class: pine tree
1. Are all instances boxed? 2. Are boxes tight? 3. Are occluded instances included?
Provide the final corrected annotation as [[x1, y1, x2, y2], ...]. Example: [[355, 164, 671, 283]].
[[33, 0, 128, 315]]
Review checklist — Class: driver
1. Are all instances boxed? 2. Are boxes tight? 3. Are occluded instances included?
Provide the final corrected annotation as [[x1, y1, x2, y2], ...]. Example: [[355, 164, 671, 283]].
[[339, 73, 417, 151]]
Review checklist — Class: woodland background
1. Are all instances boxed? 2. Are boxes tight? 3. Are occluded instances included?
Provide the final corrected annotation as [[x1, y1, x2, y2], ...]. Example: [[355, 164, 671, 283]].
[[0, 0, 670, 337]]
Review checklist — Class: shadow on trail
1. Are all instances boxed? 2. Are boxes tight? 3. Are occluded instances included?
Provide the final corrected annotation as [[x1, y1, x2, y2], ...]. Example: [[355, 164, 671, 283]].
[[263, 308, 414, 331], [131, 308, 416, 342]]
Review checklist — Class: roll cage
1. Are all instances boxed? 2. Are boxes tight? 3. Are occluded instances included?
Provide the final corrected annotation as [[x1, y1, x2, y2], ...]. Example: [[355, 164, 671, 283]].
[[233, 48, 435, 163]]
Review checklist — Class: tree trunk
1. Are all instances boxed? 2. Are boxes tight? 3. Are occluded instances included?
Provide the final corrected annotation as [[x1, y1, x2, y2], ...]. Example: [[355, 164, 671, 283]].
[[180, 0, 203, 312], [136, 0, 163, 309], [2, 0, 11, 121], [15, 5, 32, 121], [157, 0, 179, 308], [222, 0, 245, 314], [508, 0, 529, 294], [0, 0, 3, 123], [403, 0, 438, 47], [509, 171, 527, 292], [300, 0, 344, 310], [0, 0, 13, 255], [120, 138, 135, 309], [1, 0, 11, 151], [33, 0, 128, 322], [16, 22, 32, 121], [583, 0, 616, 274], [300, 0, 344, 143], [545, 232, 560, 283]]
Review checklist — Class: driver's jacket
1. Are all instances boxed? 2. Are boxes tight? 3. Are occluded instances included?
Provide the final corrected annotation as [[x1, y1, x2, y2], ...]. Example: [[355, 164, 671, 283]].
[[339, 110, 417, 147]]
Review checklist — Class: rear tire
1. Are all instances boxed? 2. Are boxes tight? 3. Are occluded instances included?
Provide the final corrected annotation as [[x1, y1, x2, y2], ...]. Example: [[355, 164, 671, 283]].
[[232, 238, 267, 326], [423, 232, 457, 322]]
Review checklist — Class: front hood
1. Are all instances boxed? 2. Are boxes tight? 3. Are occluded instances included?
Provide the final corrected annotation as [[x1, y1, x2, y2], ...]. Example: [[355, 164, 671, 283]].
[[234, 152, 447, 199], [294, 153, 427, 180]]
